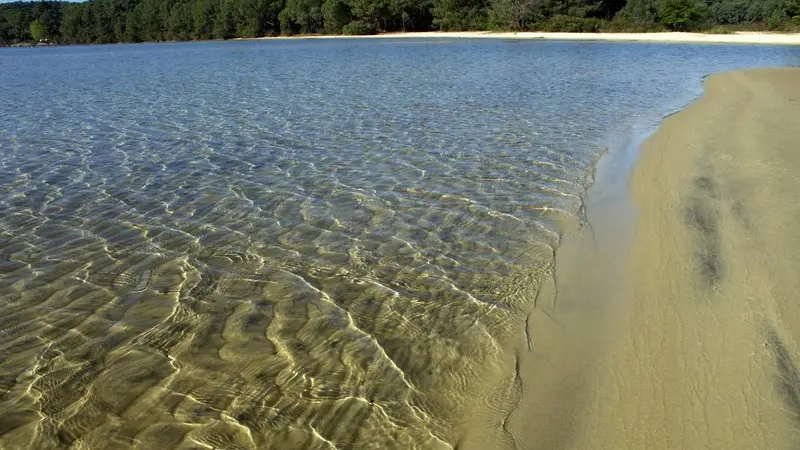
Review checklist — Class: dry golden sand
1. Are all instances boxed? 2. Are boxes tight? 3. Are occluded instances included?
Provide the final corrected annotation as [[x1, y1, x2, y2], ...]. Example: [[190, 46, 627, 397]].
[[572, 68, 800, 449], [456, 68, 800, 449]]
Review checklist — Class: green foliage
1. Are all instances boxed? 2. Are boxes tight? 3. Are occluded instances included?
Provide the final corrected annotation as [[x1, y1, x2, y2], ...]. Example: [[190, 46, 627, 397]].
[[707, 0, 749, 24], [124, 8, 142, 41], [393, 0, 433, 30], [776, 14, 800, 30], [191, 0, 217, 39], [705, 24, 733, 33], [348, 0, 390, 23], [766, 10, 785, 28], [28, 17, 45, 40], [168, 2, 193, 40], [543, 14, 603, 31], [214, 0, 236, 39], [342, 18, 378, 33], [658, 0, 703, 30], [0, 0, 798, 45], [613, 0, 659, 28], [592, 0, 627, 19], [432, 0, 489, 30], [322, 0, 351, 33], [59, 5, 83, 43], [1, 2, 66, 43], [280, 0, 323, 33], [489, 0, 541, 30], [37, 4, 62, 38]]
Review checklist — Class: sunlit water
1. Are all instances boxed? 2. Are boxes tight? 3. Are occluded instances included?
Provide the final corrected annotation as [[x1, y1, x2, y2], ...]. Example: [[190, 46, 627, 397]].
[[0, 40, 798, 449]]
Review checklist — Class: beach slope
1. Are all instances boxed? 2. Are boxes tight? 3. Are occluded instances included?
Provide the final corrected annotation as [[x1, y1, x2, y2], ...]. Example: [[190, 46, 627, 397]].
[[576, 68, 800, 449]]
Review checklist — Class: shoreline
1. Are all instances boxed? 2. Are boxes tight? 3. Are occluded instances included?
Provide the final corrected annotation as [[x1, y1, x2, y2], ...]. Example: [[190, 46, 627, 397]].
[[570, 68, 800, 448], [5, 31, 799, 48], [249, 31, 800, 46], [466, 67, 800, 449], [455, 58, 685, 450], [495, 78, 656, 450]]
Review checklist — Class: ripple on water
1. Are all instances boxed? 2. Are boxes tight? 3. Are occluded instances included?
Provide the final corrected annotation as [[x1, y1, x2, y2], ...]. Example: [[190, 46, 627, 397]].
[[0, 40, 798, 448]]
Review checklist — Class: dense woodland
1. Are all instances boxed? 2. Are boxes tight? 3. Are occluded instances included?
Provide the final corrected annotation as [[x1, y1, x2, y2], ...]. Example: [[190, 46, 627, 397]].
[[1, 0, 799, 45]]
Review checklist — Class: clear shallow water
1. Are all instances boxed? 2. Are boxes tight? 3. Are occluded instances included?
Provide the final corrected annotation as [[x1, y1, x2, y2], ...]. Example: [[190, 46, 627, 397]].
[[0, 40, 798, 449]]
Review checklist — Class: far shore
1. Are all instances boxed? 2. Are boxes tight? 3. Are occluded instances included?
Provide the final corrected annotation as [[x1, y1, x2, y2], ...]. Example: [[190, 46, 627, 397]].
[[243, 30, 800, 45]]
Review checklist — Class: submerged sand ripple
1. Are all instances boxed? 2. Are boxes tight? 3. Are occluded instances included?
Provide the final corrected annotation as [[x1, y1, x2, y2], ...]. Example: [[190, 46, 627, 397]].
[[0, 187, 557, 448], [3, 43, 800, 449]]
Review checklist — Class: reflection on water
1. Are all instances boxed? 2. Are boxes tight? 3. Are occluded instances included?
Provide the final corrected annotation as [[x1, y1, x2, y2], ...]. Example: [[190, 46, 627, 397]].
[[0, 40, 797, 448]]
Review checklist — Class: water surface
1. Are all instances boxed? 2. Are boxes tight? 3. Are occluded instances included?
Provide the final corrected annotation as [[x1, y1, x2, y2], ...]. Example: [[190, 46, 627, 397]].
[[0, 40, 798, 449]]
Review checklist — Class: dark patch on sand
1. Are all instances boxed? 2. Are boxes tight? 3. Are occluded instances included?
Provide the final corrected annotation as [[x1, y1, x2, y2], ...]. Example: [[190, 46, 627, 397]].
[[730, 199, 752, 230], [694, 176, 717, 199], [765, 326, 800, 419], [685, 175, 723, 287]]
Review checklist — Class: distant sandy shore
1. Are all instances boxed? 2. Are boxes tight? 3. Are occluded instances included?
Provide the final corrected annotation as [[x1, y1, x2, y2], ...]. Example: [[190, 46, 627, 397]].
[[253, 31, 800, 45]]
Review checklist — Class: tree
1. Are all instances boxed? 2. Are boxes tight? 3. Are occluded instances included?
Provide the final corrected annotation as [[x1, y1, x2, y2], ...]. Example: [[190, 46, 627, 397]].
[[234, 0, 274, 37], [593, 0, 627, 18], [280, 0, 324, 33], [29, 18, 45, 40], [658, 0, 703, 30], [191, 0, 217, 40], [347, 0, 392, 28], [489, 0, 541, 29], [4, 8, 31, 42], [614, 0, 659, 26], [92, 1, 117, 43], [322, 0, 351, 33], [392, 0, 434, 30], [59, 5, 84, 43], [213, 0, 236, 38], [136, 0, 168, 41], [32, 1, 62, 39], [4, 0, 800, 46], [432, 0, 489, 29], [80, 4, 98, 42], [168, 2, 193, 40], [124, 8, 142, 41]]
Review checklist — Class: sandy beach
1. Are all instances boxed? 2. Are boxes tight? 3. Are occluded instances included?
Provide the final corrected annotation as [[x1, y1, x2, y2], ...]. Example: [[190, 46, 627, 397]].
[[453, 67, 800, 449], [559, 68, 800, 448], [259, 31, 800, 46]]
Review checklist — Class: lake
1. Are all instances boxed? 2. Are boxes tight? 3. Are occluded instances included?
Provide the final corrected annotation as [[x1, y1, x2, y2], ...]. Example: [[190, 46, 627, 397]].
[[0, 39, 798, 449]]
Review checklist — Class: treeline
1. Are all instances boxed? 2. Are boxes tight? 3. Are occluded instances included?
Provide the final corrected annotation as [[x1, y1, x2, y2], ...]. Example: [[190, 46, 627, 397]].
[[1, 0, 799, 45]]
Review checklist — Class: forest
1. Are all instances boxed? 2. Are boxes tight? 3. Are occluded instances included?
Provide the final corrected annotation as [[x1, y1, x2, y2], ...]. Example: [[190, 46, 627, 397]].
[[1, 0, 799, 45]]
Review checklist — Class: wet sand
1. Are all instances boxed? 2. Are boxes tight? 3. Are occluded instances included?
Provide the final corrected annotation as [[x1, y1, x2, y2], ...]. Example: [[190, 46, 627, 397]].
[[541, 68, 800, 449]]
